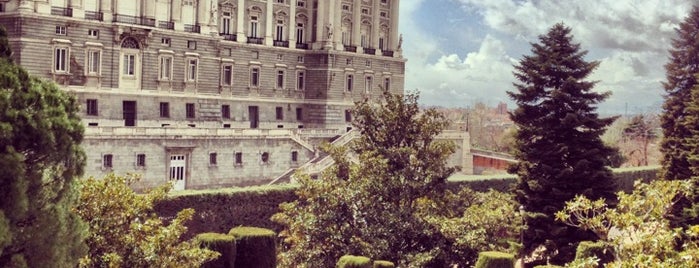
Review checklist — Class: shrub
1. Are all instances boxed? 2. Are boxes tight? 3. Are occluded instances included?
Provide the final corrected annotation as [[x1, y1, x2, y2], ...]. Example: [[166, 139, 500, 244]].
[[372, 260, 395, 268], [196, 233, 237, 268], [337, 255, 372, 268], [228, 227, 276, 268], [575, 241, 614, 265], [533, 266, 564, 268], [474, 251, 514, 268]]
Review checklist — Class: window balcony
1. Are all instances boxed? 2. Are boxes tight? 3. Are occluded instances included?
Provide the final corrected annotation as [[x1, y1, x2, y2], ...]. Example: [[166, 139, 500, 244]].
[[273, 40, 289, 47], [114, 14, 156, 27], [344, 45, 357, 52], [364, 48, 376, 55], [220, 33, 237, 41], [382, 50, 394, 57], [158, 21, 175, 30], [85, 11, 103, 21], [247, 37, 264, 45], [51, 6, 73, 17], [184, 24, 201, 33], [295, 43, 309, 50]]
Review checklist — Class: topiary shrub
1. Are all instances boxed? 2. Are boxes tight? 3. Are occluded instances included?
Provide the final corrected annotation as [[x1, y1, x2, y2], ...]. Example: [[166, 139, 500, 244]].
[[228, 226, 276, 268], [336, 255, 372, 268], [575, 241, 614, 265], [474, 251, 514, 268], [372, 260, 395, 268], [195, 233, 236, 268]]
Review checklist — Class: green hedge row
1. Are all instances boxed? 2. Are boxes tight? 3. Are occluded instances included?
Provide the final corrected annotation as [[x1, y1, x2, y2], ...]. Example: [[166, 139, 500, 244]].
[[474, 251, 514, 268], [228, 227, 276, 268], [336, 255, 395, 268], [154, 167, 659, 239], [196, 233, 236, 268]]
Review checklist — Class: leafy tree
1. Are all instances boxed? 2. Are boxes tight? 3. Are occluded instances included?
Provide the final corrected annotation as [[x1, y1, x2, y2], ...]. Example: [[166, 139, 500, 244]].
[[557, 180, 699, 267], [622, 115, 657, 166], [660, 5, 699, 181], [0, 26, 87, 267], [508, 23, 617, 265], [75, 173, 218, 267], [273, 91, 459, 267]]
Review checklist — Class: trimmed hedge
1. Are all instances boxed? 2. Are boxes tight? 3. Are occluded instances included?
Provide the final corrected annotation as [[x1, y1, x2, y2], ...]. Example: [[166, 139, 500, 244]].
[[337, 255, 372, 268], [576, 241, 614, 265], [154, 167, 659, 239], [228, 227, 276, 268], [372, 260, 395, 268], [474, 251, 514, 268], [195, 233, 236, 268]]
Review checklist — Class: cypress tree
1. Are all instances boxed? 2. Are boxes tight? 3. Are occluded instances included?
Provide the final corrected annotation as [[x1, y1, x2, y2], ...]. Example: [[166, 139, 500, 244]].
[[0, 26, 86, 267], [508, 23, 617, 265], [660, 5, 699, 181]]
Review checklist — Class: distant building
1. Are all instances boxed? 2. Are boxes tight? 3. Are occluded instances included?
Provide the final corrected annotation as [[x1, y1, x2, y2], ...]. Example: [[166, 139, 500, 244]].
[[0, 0, 471, 190]]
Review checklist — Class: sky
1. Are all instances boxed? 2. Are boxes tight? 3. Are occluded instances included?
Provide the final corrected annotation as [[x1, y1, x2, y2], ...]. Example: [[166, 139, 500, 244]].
[[399, 0, 694, 115]]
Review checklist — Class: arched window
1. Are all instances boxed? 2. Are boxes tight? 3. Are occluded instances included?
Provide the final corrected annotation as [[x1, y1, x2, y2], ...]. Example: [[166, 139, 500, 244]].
[[341, 17, 352, 46], [379, 24, 389, 50], [121, 37, 140, 49]]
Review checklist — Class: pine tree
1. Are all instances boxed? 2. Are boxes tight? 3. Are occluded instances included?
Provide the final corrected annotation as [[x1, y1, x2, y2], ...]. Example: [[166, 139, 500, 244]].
[[660, 5, 699, 181], [508, 23, 617, 265], [0, 25, 87, 267]]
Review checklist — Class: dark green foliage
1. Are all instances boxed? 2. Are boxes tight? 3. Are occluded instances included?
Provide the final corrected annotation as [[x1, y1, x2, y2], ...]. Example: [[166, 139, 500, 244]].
[[660, 5, 699, 182], [196, 233, 237, 268], [372, 260, 395, 268], [474, 251, 514, 268], [575, 241, 614, 265], [153, 185, 297, 239], [0, 26, 86, 267], [508, 23, 617, 264], [337, 255, 372, 268], [533, 266, 564, 268], [228, 226, 276, 268]]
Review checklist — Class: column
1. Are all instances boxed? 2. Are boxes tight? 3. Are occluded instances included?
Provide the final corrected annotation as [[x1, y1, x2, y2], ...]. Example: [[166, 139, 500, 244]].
[[197, 0, 210, 26], [314, 0, 326, 48], [236, 0, 246, 43], [144, 0, 155, 19], [371, 0, 380, 53], [264, 0, 274, 46], [288, 0, 296, 46], [100, 0, 112, 21], [389, 0, 399, 52], [332, 0, 342, 48], [172, 0, 183, 31], [307, 1, 314, 44], [352, 0, 361, 48]]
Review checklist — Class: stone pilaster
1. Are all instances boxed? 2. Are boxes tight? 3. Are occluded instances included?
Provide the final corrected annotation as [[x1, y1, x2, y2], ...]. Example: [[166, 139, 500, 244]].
[[264, 0, 273, 46], [288, 0, 296, 45], [236, 0, 246, 43], [390, 0, 399, 53]]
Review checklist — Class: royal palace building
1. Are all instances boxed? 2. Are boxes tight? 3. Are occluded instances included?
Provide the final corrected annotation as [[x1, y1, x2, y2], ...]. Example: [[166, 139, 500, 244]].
[[0, 0, 471, 190]]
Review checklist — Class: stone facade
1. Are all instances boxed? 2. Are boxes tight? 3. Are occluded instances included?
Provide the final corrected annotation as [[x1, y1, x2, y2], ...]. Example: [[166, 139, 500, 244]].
[[0, 0, 469, 190]]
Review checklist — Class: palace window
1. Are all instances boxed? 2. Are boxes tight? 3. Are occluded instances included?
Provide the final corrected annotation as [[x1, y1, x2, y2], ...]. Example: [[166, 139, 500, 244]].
[[159, 55, 173, 80], [86, 49, 101, 75], [276, 106, 284, 120], [86, 99, 98, 116], [276, 70, 285, 89], [346, 74, 353, 92], [159, 102, 170, 118], [250, 67, 260, 87], [54, 47, 69, 73], [296, 71, 305, 90], [221, 65, 233, 86], [221, 105, 231, 119], [136, 154, 146, 167], [186, 58, 198, 82], [186, 103, 195, 118]]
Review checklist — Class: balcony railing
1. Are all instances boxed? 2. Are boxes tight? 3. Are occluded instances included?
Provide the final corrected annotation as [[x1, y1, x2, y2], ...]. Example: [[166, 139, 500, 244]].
[[114, 14, 156, 27], [382, 50, 394, 57], [295, 43, 309, 50], [51, 6, 73, 17], [273, 40, 289, 47], [220, 33, 237, 41], [247, 37, 263, 45], [84, 11, 103, 21], [344, 45, 357, 52], [184, 24, 201, 33], [364, 48, 376, 55], [158, 21, 175, 30]]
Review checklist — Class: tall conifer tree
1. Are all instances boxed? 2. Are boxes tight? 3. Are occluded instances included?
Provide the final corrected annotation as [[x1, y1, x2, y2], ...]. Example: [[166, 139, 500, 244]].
[[508, 23, 617, 265], [660, 6, 699, 181]]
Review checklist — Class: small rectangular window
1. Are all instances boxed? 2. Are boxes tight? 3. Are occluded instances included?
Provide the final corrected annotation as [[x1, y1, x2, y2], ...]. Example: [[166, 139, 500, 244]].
[[159, 56, 173, 80], [365, 76, 372, 93], [86, 99, 98, 116], [346, 74, 353, 92], [235, 152, 243, 165], [88, 29, 99, 38], [366, 60, 371, 67], [222, 65, 233, 85], [103, 154, 113, 169], [55, 26, 66, 35], [345, 110, 352, 122], [186, 59, 198, 82], [296, 71, 305, 90], [161, 37, 171, 46], [297, 1, 305, 7], [136, 154, 146, 167], [221, 105, 231, 119], [187, 40, 197, 49], [296, 107, 303, 121], [362, 8, 369, 14], [276, 70, 284, 89], [160, 102, 170, 118], [87, 50, 101, 75], [297, 56, 304, 63], [209, 152, 218, 166], [384, 77, 390, 91], [276, 106, 284, 120], [123, 54, 135, 76], [291, 151, 298, 162], [251, 67, 260, 87], [186, 103, 195, 119]]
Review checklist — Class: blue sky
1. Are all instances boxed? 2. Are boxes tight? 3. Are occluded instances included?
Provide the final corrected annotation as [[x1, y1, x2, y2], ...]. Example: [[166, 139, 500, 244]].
[[399, 0, 694, 115]]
